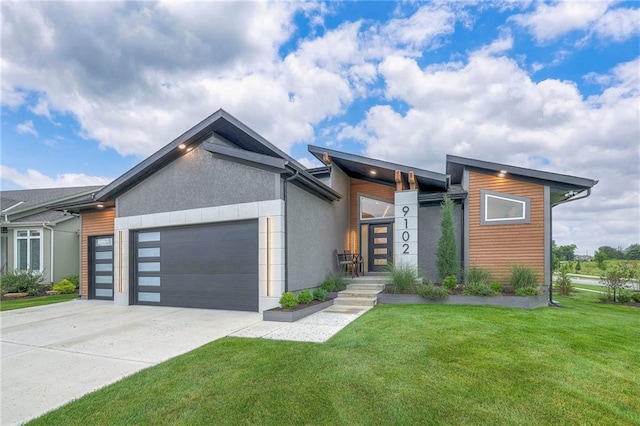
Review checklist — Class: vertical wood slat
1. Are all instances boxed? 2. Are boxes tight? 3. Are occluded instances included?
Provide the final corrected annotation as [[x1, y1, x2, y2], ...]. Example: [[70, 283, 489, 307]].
[[80, 209, 115, 296], [349, 178, 395, 254], [467, 171, 545, 284]]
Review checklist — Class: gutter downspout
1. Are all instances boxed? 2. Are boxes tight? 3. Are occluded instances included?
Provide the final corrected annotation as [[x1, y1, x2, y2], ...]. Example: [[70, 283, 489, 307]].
[[282, 170, 299, 293], [43, 223, 55, 284], [549, 188, 592, 306]]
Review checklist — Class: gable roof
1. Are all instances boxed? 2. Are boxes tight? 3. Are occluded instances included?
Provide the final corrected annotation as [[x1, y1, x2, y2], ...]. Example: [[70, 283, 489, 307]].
[[0, 186, 103, 224], [308, 145, 448, 191], [94, 109, 340, 203]]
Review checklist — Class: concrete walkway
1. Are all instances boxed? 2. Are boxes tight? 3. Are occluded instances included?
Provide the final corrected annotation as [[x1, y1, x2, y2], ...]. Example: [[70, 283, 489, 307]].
[[231, 305, 372, 343]]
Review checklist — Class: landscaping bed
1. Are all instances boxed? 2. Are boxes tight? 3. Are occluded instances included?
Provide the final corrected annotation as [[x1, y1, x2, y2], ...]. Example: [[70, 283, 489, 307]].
[[378, 289, 549, 309], [263, 297, 334, 322]]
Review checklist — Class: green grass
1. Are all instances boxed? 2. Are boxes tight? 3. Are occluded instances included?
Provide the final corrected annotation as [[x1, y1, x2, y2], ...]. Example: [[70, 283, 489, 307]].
[[0, 294, 79, 311], [29, 296, 639, 425], [561, 259, 640, 276]]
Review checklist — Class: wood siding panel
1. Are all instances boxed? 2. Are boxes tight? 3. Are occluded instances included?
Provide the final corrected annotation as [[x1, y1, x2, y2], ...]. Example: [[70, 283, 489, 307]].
[[80, 209, 115, 296], [468, 171, 545, 284], [349, 178, 395, 253]]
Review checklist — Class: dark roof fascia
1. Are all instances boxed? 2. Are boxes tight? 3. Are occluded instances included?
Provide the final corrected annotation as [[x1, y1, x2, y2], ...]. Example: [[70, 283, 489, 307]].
[[203, 141, 289, 173], [287, 166, 343, 202], [446, 155, 598, 190], [418, 190, 468, 205], [308, 145, 448, 188], [306, 166, 331, 179]]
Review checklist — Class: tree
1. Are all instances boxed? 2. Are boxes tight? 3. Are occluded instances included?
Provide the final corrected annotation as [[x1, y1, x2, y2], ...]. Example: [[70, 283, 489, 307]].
[[575, 261, 581, 273], [624, 244, 640, 260], [597, 245, 625, 260], [436, 195, 458, 280], [555, 263, 573, 296], [600, 263, 633, 302], [594, 250, 607, 271], [553, 243, 577, 261]]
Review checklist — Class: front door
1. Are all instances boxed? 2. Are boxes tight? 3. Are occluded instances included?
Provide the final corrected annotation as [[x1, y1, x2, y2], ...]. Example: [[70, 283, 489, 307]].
[[368, 223, 393, 272], [89, 235, 114, 300]]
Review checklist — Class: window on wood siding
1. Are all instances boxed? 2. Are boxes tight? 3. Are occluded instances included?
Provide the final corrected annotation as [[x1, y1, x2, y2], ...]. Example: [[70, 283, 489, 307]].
[[480, 190, 531, 225]]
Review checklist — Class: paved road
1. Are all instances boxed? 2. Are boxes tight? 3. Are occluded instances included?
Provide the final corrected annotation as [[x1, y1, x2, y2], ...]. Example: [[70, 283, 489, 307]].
[[1, 300, 261, 425]]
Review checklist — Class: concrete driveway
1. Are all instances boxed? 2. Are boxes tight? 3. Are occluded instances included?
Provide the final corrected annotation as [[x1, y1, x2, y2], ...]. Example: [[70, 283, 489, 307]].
[[1, 300, 261, 425]]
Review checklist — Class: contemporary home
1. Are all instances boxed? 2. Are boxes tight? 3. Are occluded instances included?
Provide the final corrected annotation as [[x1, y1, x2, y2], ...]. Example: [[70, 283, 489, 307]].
[[57, 109, 597, 312], [0, 186, 103, 284]]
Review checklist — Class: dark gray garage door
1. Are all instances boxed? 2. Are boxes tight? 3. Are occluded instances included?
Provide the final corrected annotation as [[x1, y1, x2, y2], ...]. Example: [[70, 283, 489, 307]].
[[132, 220, 258, 311]]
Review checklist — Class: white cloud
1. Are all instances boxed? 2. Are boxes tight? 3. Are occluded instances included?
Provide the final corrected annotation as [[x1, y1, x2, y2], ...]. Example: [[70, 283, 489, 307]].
[[592, 7, 640, 41], [0, 165, 111, 189], [15, 120, 38, 137]]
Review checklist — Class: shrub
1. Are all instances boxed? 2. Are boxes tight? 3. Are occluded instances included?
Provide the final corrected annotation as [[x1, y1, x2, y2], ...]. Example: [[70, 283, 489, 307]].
[[64, 274, 80, 287], [630, 292, 640, 303], [464, 266, 491, 287], [386, 262, 419, 294], [600, 263, 633, 302], [297, 290, 313, 304], [436, 195, 459, 280], [490, 281, 503, 294], [555, 263, 573, 296], [313, 288, 327, 301], [510, 265, 538, 290], [418, 284, 449, 300], [462, 282, 496, 297], [321, 273, 348, 292], [52, 279, 77, 294], [0, 269, 45, 296], [515, 286, 541, 296], [442, 275, 457, 291], [616, 290, 633, 303], [279, 292, 298, 309]]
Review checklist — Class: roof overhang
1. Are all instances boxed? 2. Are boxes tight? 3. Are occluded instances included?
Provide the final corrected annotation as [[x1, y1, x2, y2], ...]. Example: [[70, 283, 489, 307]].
[[446, 155, 598, 204], [308, 145, 447, 191]]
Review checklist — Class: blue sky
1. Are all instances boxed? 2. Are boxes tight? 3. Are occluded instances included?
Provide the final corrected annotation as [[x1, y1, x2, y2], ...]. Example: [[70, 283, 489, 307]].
[[1, 1, 638, 254]]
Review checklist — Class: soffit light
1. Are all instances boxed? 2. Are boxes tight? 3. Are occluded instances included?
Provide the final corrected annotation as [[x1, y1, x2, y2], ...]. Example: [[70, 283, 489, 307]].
[[178, 143, 186, 150], [498, 170, 507, 178], [370, 170, 377, 176], [97, 204, 104, 208]]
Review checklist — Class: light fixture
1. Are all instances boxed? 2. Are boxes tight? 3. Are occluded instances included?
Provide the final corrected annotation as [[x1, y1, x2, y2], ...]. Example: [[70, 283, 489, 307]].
[[97, 204, 104, 208], [498, 170, 507, 178], [186, 146, 193, 152], [178, 143, 186, 150], [370, 170, 377, 176]]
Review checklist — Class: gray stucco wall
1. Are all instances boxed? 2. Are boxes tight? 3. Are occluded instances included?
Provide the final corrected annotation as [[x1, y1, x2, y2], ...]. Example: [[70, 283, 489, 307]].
[[418, 202, 463, 283], [117, 144, 280, 217], [286, 166, 350, 292]]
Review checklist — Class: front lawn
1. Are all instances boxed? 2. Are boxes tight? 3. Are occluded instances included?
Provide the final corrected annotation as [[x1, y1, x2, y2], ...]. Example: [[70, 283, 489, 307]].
[[0, 294, 79, 311], [30, 295, 639, 425]]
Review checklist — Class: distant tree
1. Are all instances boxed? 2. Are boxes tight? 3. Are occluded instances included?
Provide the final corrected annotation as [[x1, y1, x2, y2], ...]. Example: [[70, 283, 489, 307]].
[[624, 244, 640, 260], [551, 240, 560, 271], [554, 244, 578, 261], [594, 250, 607, 270], [436, 196, 458, 280], [575, 261, 581, 273], [597, 245, 625, 260]]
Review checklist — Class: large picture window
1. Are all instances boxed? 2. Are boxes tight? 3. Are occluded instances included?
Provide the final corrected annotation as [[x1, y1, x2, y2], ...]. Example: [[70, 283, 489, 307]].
[[15, 229, 42, 271], [360, 196, 394, 220], [481, 190, 530, 225]]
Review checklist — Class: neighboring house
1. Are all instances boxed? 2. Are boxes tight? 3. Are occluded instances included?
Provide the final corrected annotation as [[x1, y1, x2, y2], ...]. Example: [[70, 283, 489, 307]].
[[0, 186, 103, 284], [57, 109, 597, 312]]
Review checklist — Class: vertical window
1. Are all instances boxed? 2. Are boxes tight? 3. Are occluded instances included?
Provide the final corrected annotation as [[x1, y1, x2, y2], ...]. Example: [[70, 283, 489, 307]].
[[15, 229, 42, 271], [480, 190, 530, 225], [1, 228, 8, 273]]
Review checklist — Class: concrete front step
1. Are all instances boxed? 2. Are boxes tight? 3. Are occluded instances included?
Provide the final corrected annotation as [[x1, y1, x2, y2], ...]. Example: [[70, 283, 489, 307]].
[[346, 283, 385, 291], [338, 289, 382, 298], [333, 296, 377, 307]]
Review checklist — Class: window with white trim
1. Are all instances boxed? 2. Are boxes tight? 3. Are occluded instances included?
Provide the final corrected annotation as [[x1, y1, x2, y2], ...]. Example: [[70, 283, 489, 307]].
[[480, 190, 530, 225], [15, 229, 43, 271]]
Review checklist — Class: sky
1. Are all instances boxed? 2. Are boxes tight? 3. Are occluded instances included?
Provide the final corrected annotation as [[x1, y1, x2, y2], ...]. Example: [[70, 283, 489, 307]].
[[1, 0, 638, 255]]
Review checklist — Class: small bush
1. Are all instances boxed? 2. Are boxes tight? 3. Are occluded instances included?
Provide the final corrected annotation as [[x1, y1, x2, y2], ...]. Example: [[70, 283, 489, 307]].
[[387, 262, 420, 294], [462, 282, 496, 297], [279, 292, 298, 309], [515, 286, 541, 296], [616, 290, 632, 303], [490, 281, 503, 293], [321, 273, 348, 292], [297, 290, 313, 304], [464, 266, 491, 287], [52, 279, 77, 294], [313, 288, 327, 301], [64, 274, 80, 287], [510, 265, 538, 290], [1, 269, 45, 295], [442, 275, 457, 291], [555, 263, 573, 296], [630, 292, 640, 303], [418, 284, 449, 300]]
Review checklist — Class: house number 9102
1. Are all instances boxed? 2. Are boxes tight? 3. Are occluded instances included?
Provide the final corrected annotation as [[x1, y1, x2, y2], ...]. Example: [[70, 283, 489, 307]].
[[402, 206, 410, 254]]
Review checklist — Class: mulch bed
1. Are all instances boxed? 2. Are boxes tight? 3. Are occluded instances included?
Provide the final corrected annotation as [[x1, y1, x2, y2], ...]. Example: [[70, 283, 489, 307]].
[[268, 297, 335, 312]]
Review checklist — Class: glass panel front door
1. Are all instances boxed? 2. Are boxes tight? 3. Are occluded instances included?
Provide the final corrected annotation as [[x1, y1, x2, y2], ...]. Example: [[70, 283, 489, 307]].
[[91, 235, 114, 300], [368, 223, 393, 272]]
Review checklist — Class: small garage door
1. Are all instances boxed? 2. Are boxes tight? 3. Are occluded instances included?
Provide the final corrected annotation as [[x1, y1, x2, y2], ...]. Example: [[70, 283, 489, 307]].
[[133, 220, 258, 311]]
